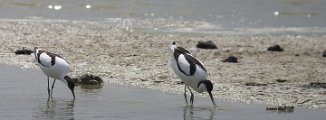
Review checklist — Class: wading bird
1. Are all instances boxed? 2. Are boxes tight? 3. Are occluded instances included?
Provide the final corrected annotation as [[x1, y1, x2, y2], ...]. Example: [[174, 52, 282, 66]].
[[33, 47, 75, 100], [169, 42, 216, 107]]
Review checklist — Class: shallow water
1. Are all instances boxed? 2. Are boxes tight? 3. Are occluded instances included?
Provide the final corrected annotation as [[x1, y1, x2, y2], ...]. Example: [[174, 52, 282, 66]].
[[1, 0, 326, 35], [0, 0, 325, 31], [0, 64, 325, 120]]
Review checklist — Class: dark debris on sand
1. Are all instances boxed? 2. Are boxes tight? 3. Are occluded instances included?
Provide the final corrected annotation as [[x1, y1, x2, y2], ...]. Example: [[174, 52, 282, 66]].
[[267, 45, 283, 52], [322, 50, 326, 57], [222, 56, 238, 63], [266, 105, 294, 113], [15, 48, 33, 55], [245, 82, 267, 86], [73, 74, 103, 85], [276, 79, 287, 83], [303, 82, 326, 89], [196, 40, 217, 49]]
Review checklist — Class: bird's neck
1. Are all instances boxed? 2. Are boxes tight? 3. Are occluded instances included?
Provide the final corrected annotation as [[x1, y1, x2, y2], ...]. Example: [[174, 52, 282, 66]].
[[197, 83, 207, 93]]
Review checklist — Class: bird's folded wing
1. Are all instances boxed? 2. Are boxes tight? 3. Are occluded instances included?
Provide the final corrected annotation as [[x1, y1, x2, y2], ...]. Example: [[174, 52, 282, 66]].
[[191, 56, 206, 72], [38, 53, 53, 68], [177, 54, 196, 76]]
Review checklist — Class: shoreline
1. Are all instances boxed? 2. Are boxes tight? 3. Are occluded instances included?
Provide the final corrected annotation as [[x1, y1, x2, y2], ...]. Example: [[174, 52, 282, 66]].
[[1, 19, 326, 109]]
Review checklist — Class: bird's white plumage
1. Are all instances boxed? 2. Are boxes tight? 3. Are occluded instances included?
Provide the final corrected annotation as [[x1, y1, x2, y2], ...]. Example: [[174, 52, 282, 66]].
[[38, 53, 53, 68], [35, 49, 70, 84], [169, 44, 208, 93], [38, 57, 69, 84], [33, 47, 75, 100], [178, 54, 191, 75], [169, 42, 217, 107]]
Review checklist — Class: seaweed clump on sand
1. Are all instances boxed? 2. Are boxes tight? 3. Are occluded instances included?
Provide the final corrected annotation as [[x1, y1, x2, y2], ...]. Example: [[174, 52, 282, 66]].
[[73, 74, 103, 85], [15, 48, 33, 55], [266, 105, 294, 113], [196, 40, 218, 49], [322, 50, 326, 57], [222, 56, 238, 63], [267, 45, 283, 52], [303, 82, 326, 89]]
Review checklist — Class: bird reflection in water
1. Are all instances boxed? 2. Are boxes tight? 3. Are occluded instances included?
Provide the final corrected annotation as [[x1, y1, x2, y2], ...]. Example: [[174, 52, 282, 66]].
[[183, 106, 216, 120], [36, 100, 75, 120], [80, 84, 103, 93]]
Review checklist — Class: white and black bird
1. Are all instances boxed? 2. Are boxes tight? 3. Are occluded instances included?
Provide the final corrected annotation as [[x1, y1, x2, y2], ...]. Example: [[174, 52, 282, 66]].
[[33, 47, 75, 100], [169, 42, 216, 107]]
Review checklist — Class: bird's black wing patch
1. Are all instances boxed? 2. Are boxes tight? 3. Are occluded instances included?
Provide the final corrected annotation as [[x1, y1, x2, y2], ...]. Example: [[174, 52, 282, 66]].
[[37, 50, 64, 67], [191, 56, 207, 73], [45, 52, 63, 66], [183, 54, 197, 76], [174, 47, 196, 76]]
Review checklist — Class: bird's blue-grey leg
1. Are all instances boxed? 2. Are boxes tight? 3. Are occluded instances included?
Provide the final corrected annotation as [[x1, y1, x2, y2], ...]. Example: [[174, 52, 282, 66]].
[[50, 79, 56, 99], [187, 86, 194, 106], [47, 76, 50, 100], [184, 85, 188, 105]]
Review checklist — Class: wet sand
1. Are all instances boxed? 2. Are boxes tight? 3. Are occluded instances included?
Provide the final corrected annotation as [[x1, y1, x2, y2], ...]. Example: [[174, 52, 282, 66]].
[[1, 64, 326, 120], [0, 19, 326, 110]]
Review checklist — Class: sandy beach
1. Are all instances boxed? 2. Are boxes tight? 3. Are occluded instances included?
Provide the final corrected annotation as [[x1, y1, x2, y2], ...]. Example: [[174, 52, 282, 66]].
[[1, 19, 326, 109]]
